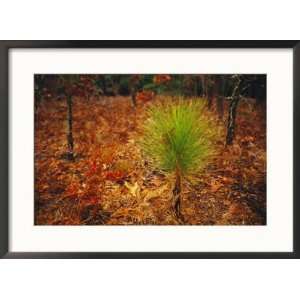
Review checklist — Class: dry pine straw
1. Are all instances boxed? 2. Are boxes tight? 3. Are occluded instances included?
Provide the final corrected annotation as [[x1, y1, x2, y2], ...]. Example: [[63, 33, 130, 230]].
[[35, 96, 266, 225]]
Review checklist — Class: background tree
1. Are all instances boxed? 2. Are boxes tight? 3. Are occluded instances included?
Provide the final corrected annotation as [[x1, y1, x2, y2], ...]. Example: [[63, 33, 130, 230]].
[[206, 75, 214, 109], [215, 75, 225, 120], [129, 75, 141, 107], [225, 75, 242, 145], [62, 75, 78, 160], [34, 75, 46, 113]]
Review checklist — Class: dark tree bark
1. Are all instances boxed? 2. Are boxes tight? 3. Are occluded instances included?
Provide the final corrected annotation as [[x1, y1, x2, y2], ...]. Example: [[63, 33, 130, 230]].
[[66, 95, 74, 160], [216, 76, 225, 120], [217, 95, 224, 120], [195, 76, 202, 96], [101, 76, 107, 95], [207, 95, 213, 110], [255, 75, 266, 107], [173, 168, 184, 223], [226, 96, 240, 145], [129, 75, 140, 108], [216, 96, 224, 119], [206, 75, 216, 110], [130, 86, 137, 108], [226, 76, 241, 145], [200, 75, 207, 97]]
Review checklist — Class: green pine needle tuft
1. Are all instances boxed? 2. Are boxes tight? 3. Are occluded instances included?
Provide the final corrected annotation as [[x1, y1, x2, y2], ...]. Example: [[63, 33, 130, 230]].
[[141, 99, 219, 177]]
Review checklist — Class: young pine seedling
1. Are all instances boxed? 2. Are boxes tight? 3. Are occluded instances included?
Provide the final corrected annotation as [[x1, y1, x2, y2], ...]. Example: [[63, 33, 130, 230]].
[[141, 99, 218, 222]]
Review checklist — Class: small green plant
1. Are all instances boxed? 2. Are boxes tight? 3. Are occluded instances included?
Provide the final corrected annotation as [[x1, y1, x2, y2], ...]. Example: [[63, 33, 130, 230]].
[[141, 99, 219, 222]]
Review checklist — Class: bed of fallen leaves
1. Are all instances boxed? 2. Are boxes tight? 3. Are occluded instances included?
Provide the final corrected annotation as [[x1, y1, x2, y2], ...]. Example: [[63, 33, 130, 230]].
[[35, 95, 266, 225]]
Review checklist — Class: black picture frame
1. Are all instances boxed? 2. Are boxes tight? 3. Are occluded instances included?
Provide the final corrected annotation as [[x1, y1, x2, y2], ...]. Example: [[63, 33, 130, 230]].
[[0, 40, 299, 259]]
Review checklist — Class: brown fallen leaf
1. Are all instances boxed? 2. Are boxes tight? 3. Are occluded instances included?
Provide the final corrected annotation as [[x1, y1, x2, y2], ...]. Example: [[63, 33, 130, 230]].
[[124, 181, 140, 197], [142, 184, 170, 202], [210, 180, 223, 192]]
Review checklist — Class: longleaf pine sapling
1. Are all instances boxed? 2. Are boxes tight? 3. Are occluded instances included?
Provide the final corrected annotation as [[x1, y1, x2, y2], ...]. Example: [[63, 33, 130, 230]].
[[141, 99, 218, 222]]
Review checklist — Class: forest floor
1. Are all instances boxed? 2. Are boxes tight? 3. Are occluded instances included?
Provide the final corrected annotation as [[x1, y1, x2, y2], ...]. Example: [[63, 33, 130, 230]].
[[35, 96, 266, 225]]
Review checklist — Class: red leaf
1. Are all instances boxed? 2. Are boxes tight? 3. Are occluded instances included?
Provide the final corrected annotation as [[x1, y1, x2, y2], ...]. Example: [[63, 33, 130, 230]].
[[105, 170, 125, 181]]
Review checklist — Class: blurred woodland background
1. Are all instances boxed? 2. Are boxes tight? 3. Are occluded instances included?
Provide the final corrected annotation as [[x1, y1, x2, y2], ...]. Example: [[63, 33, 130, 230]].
[[34, 74, 266, 225]]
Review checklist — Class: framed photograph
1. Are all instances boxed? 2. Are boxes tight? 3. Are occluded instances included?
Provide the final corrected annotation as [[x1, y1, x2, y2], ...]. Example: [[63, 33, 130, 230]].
[[0, 41, 299, 258]]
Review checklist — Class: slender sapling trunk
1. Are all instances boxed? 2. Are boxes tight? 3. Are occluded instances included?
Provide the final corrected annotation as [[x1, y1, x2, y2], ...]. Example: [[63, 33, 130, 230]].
[[66, 95, 74, 160], [216, 76, 225, 120], [226, 76, 241, 145], [226, 96, 240, 145], [131, 88, 137, 108], [217, 96, 224, 120], [206, 76, 216, 110], [173, 168, 183, 222]]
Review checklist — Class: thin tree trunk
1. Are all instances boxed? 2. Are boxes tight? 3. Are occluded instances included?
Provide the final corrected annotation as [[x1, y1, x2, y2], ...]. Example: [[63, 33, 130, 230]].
[[201, 75, 206, 97], [226, 96, 240, 145], [101, 76, 107, 95], [195, 76, 201, 96], [173, 168, 183, 223], [216, 96, 224, 120], [131, 89, 137, 107], [130, 84, 137, 108], [66, 95, 74, 160], [207, 95, 213, 110], [216, 76, 225, 120], [225, 76, 241, 145], [255, 82, 266, 107], [207, 75, 215, 110]]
